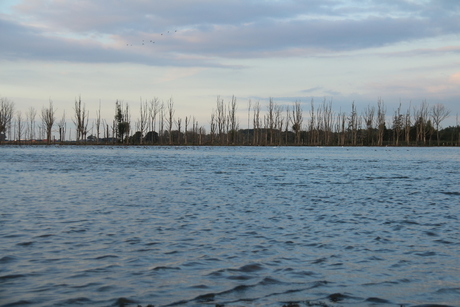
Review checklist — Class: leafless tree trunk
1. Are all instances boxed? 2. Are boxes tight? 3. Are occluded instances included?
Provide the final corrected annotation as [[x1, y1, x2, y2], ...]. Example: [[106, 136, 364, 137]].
[[285, 105, 290, 145], [363, 104, 375, 145], [405, 103, 411, 145], [228, 96, 238, 144], [16, 111, 23, 143], [309, 99, 316, 145], [247, 99, 251, 145], [0, 97, 14, 143], [322, 98, 333, 145], [176, 117, 182, 145], [210, 112, 216, 145], [165, 98, 175, 145], [431, 103, 450, 146], [253, 101, 260, 145], [216, 96, 226, 145], [73, 96, 89, 143], [26, 107, 36, 142], [137, 99, 148, 145], [414, 101, 429, 145], [376, 99, 386, 146], [95, 101, 101, 144], [159, 102, 165, 144], [348, 102, 358, 146], [184, 116, 190, 145], [58, 111, 66, 143], [392, 103, 403, 146], [41, 100, 56, 144], [292, 101, 303, 145], [267, 98, 275, 145], [147, 98, 160, 144], [274, 103, 283, 146]]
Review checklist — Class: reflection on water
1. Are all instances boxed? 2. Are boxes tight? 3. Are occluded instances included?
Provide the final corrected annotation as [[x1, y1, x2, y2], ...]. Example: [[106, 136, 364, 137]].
[[1, 146, 459, 307]]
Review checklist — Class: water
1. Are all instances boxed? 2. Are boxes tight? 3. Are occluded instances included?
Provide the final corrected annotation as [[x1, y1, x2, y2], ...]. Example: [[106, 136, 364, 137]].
[[1, 146, 459, 307]]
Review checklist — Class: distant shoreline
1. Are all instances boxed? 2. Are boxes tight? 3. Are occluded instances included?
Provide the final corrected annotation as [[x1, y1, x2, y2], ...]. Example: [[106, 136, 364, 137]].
[[1, 141, 458, 147]]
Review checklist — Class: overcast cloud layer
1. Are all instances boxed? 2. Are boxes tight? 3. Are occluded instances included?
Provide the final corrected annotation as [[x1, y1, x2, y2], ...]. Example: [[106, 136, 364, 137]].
[[1, 0, 460, 127], [2, 0, 460, 64]]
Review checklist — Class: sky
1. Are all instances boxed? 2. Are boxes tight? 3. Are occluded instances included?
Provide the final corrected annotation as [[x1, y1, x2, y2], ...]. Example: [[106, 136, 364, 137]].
[[1, 0, 460, 133]]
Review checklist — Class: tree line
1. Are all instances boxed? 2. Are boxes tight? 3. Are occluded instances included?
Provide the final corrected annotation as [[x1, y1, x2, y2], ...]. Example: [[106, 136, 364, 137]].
[[0, 95, 458, 146]]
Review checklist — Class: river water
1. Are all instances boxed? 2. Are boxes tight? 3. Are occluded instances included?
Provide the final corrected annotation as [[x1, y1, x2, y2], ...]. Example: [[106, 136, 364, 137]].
[[1, 146, 459, 307]]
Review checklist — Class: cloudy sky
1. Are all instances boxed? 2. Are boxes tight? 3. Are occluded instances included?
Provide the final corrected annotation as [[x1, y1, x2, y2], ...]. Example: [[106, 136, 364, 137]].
[[1, 0, 459, 129]]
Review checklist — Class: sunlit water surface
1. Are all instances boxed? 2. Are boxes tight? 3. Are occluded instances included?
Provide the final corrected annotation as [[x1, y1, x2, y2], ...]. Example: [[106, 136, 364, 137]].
[[1, 146, 459, 307]]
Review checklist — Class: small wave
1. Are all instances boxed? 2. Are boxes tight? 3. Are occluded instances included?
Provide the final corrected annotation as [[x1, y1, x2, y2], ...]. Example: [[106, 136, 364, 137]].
[[55, 297, 95, 305], [112, 297, 138, 306], [227, 275, 253, 281], [2, 300, 34, 306], [0, 274, 26, 281], [415, 251, 436, 257], [434, 239, 454, 244], [435, 287, 460, 294], [441, 191, 460, 196], [327, 292, 354, 302], [34, 233, 55, 238], [238, 263, 265, 272], [411, 305, 456, 307], [95, 255, 119, 260], [150, 266, 181, 271], [259, 277, 282, 285], [0, 256, 18, 263], [311, 257, 327, 264], [365, 297, 392, 303], [16, 241, 34, 246]]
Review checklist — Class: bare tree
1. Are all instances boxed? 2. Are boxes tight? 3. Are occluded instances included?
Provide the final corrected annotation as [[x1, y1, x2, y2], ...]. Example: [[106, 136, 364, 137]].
[[137, 99, 148, 144], [336, 110, 347, 146], [159, 101, 165, 144], [146, 98, 161, 143], [253, 101, 260, 145], [209, 112, 216, 145], [431, 103, 451, 145], [392, 103, 403, 146], [414, 101, 430, 145], [228, 96, 238, 144], [309, 99, 316, 145], [26, 107, 37, 141], [175, 117, 182, 145], [184, 116, 190, 145], [274, 103, 283, 145], [0, 97, 14, 142], [348, 102, 358, 146], [322, 98, 333, 145], [292, 100, 303, 145], [284, 104, 290, 145], [404, 103, 412, 145], [165, 98, 175, 145], [247, 99, 251, 145], [41, 100, 56, 144], [16, 111, 23, 143], [95, 101, 102, 144], [267, 98, 275, 145], [73, 96, 89, 143], [57, 111, 66, 143], [363, 104, 375, 145], [216, 96, 226, 145], [376, 98, 386, 146]]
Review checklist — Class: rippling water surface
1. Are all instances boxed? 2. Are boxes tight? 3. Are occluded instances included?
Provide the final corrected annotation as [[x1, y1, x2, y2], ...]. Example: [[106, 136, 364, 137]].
[[1, 146, 459, 307]]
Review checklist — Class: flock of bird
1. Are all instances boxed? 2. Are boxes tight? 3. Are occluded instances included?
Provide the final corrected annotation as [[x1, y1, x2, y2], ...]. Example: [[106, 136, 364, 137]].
[[126, 30, 177, 47]]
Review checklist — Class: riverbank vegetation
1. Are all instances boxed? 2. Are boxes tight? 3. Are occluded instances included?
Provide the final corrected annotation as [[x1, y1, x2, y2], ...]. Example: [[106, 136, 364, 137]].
[[1, 96, 458, 146]]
